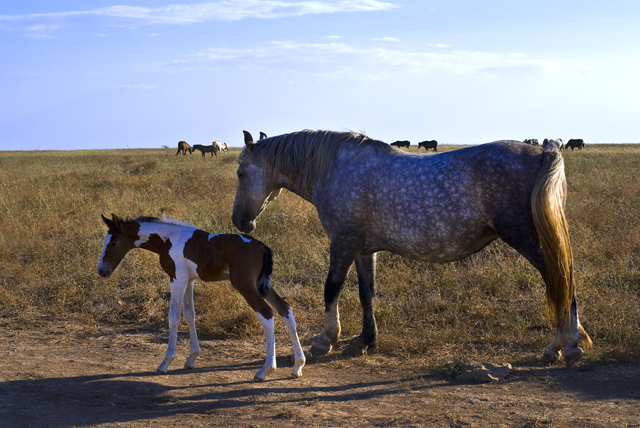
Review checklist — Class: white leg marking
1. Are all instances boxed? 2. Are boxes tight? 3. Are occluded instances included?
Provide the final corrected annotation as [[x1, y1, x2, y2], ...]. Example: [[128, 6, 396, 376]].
[[182, 280, 200, 369], [157, 279, 187, 374], [254, 313, 276, 381], [281, 308, 305, 378]]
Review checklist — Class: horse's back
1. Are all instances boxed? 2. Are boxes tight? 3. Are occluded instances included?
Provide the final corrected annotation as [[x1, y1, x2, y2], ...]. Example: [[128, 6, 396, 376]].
[[317, 140, 547, 261]]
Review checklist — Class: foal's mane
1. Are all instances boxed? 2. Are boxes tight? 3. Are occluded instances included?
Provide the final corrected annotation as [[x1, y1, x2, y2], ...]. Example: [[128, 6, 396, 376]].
[[129, 216, 195, 228], [239, 129, 391, 198]]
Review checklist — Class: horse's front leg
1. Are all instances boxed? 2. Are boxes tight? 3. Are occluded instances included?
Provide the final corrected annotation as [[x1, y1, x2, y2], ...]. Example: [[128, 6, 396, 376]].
[[342, 253, 378, 356], [182, 279, 201, 369], [308, 241, 355, 357], [157, 279, 188, 374]]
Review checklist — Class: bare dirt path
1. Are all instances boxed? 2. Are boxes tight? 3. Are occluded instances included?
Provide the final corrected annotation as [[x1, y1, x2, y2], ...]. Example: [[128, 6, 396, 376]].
[[1, 321, 639, 427]]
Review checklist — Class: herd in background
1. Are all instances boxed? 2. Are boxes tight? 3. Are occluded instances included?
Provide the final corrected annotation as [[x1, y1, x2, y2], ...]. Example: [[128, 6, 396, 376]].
[[174, 132, 269, 158], [391, 137, 586, 152], [176, 140, 229, 158], [174, 134, 586, 157]]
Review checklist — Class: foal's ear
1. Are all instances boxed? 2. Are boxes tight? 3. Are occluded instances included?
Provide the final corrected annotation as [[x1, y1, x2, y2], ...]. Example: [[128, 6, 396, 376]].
[[110, 213, 121, 228], [243, 131, 256, 151], [101, 214, 114, 228]]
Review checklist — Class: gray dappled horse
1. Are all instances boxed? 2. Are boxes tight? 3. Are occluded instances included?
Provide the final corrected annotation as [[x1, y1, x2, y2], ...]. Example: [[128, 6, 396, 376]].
[[232, 130, 592, 367]]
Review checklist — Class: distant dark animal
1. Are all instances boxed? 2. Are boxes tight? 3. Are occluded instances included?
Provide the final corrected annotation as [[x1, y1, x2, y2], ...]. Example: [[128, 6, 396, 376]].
[[260, 132, 268, 140], [566, 139, 585, 150], [192, 144, 220, 158], [176, 141, 193, 155], [390, 140, 410, 148], [543, 139, 565, 151], [418, 140, 438, 151], [97, 214, 305, 381], [524, 139, 539, 146], [232, 129, 592, 367]]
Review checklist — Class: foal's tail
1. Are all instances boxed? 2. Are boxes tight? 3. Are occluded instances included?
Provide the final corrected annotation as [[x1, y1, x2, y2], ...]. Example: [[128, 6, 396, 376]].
[[257, 244, 274, 297], [531, 148, 592, 348]]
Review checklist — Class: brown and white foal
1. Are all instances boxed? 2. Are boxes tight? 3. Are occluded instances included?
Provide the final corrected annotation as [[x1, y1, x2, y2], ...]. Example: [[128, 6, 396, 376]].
[[96, 214, 305, 381]]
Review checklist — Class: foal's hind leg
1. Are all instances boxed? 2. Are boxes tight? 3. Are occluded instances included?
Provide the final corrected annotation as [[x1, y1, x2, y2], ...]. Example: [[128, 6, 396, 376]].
[[266, 289, 305, 378], [182, 279, 201, 369]]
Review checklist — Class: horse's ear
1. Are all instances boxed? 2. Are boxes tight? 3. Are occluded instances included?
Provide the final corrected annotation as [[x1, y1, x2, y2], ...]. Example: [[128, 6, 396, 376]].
[[259, 132, 267, 140], [243, 131, 256, 152]]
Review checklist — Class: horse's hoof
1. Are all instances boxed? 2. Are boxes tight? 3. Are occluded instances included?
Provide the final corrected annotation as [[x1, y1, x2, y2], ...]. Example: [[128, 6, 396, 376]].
[[342, 342, 367, 357], [541, 349, 561, 365], [308, 339, 332, 357], [290, 373, 302, 379], [155, 369, 167, 375], [183, 363, 195, 370], [564, 347, 584, 368], [253, 376, 265, 382]]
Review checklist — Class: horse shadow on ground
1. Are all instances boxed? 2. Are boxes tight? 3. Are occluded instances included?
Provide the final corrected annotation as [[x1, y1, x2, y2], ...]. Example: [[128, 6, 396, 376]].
[[1, 356, 638, 427]]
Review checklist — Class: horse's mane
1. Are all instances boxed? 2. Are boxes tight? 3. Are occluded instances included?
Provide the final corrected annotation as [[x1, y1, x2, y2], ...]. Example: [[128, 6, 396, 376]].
[[239, 129, 391, 198]]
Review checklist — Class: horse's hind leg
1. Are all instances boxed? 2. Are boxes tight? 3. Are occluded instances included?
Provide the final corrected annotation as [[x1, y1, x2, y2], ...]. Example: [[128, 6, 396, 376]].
[[342, 253, 378, 357], [502, 233, 591, 367], [182, 279, 201, 369], [266, 289, 305, 378], [157, 279, 188, 374]]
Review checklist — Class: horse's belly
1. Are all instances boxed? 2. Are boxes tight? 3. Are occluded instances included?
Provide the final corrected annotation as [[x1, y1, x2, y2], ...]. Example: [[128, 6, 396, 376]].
[[373, 224, 498, 263]]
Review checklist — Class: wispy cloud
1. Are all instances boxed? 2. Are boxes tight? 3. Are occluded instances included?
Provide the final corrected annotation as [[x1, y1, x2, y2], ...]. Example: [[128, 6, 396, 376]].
[[148, 40, 582, 79], [0, 1, 397, 34], [373, 37, 399, 42]]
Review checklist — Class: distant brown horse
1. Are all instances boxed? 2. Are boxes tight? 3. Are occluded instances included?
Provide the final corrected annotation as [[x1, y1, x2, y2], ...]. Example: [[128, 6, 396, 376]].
[[418, 140, 438, 151], [176, 141, 193, 155], [193, 144, 219, 158]]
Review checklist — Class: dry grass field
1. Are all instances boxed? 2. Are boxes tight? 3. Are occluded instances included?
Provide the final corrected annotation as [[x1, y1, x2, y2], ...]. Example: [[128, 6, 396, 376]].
[[1, 143, 639, 364], [2, 143, 640, 427]]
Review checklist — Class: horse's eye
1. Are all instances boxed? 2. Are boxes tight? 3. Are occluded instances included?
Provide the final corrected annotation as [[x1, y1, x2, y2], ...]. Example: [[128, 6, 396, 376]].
[[237, 171, 244, 179], [108, 239, 117, 247]]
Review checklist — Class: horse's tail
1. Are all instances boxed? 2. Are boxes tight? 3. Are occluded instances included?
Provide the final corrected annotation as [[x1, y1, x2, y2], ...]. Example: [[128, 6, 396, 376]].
[[257, 244, 274, 298], [531, 148, 592, 349]]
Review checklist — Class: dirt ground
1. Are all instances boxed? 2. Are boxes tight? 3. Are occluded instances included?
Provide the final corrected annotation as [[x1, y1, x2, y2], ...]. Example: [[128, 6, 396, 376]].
[[1, 321, 639, 428]]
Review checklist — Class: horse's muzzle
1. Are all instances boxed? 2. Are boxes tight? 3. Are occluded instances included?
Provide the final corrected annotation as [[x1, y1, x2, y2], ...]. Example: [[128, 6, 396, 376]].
[[232, 216, 256, 234]]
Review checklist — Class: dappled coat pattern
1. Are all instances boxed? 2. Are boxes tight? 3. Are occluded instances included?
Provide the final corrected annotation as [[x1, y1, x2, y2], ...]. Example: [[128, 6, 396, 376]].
[[232, 129, 591, 368]]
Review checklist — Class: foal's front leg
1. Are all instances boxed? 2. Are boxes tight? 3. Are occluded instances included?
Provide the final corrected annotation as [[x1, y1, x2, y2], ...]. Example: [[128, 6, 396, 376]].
[[182, 279, 201, 369], [157, 279, 188, 374]]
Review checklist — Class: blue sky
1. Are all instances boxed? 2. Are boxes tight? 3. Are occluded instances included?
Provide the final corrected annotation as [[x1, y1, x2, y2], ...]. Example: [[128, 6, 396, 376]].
[[1, 0, 639, 150]]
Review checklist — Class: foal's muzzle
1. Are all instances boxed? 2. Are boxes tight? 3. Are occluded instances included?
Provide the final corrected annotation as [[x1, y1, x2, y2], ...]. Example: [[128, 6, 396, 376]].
[[97, 265, 112, 278]]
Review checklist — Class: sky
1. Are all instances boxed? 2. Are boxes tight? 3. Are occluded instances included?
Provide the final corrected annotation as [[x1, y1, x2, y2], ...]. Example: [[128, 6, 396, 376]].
[[1, 0, 639, 151]]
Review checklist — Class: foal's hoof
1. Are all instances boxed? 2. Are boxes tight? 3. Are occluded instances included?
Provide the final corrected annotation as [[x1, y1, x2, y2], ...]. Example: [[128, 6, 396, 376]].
[[564, 347, 584, 368], [253, 376, 266, 382]]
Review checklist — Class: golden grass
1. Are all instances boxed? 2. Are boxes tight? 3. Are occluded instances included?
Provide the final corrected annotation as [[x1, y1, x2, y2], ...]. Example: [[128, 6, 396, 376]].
[[1, 144, 639, 363]]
